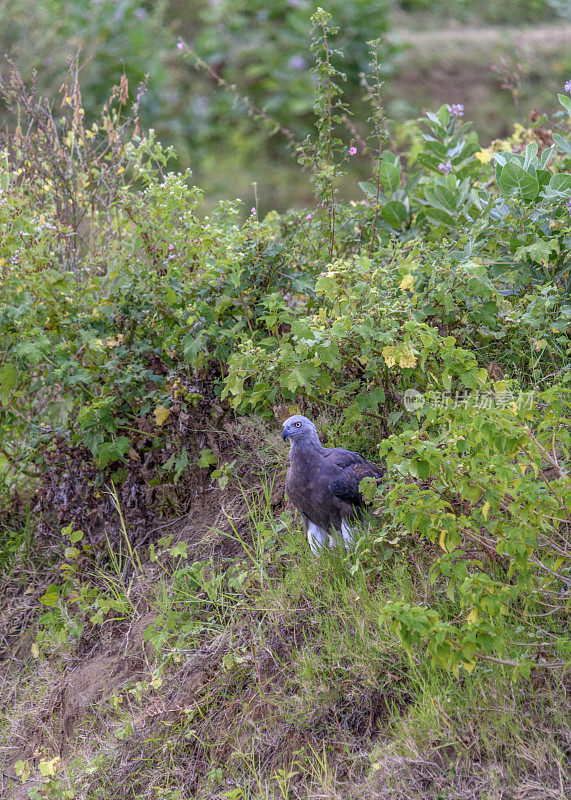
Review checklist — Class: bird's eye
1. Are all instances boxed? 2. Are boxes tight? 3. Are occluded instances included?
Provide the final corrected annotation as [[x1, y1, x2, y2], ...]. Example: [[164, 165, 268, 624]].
[[295, 422, 302, 427]]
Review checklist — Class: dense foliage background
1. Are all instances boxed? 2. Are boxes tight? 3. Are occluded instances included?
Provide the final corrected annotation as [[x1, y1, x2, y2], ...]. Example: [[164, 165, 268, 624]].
[[1, 0, 570, 208], [0, 4, 570, 799]]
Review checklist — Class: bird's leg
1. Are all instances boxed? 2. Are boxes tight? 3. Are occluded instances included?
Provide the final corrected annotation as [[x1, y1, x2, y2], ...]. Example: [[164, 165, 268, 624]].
[[340, 519, 355, 549], [307, 522, 328, 555]]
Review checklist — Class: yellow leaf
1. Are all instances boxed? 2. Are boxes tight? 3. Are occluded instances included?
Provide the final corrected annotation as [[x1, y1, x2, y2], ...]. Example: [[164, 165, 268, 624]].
[[154, 405, 171, 426], [31, 643, 40, 658], [382, 346, 396, 368], [481, 501, 490, 520], [39, 757, 61, 777], [463, 659, 477, 673], [398, 350, 417, 369], [399, 274, 415, 292], [534, 339, 547, 351], [104, 334, 124, 349], [467, 608, 479, 623], [439, 529, 447, 551], [474, 149, 492, 164], [117, 166, 125, 175]]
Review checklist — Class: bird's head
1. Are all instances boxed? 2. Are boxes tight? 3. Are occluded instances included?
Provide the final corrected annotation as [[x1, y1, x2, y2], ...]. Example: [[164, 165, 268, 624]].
[[282, 415, 320, 444]]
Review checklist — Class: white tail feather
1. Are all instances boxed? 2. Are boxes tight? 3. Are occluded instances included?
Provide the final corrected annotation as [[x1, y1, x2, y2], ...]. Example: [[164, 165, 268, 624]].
[[341, 519, 355, 548], [307, 522, 328, 555]]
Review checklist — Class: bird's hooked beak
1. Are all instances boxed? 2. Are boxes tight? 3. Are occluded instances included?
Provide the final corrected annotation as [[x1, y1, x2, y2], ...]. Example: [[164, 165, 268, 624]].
[[282, 428, 290, 441]]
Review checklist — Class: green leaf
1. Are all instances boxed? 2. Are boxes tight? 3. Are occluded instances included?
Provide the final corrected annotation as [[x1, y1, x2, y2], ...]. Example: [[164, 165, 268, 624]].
[[424, 206, 456, 227], [380, 200, 408, 229], [552, 133, 571, 157], [0, 363, 18, 400], [95, 441, 125, 469], [548, 173, 571, 194], [15, 337, 51, 364], [416, 152, 443, 173], [175, 448, 190, 477], [39, 585, 61, 607], [424, 183, 458, 213], [115, 437, 130, 457], [378, 162, 400, 193], [169, 541, 188, 559], [110, 467, 127, 484], [557, 93, 571, 116], [15, 760, 31, 783], [182, 332, 205, 363], [359, 476, 378, 502], [516, 239, 559, 265], [498, 162, 539, 202], [423, 139, 448, 160], [522, 142, 538, 170], [356, 386, 385, 412], [198, 448, 217, 468], [437, 104, 451, 127], [358, 181, 387, 202], [280, 361, 317, 393]]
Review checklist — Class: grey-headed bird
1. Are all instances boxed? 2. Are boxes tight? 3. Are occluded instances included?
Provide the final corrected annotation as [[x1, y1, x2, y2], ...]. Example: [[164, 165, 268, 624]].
[[282, 415, 384, 554]]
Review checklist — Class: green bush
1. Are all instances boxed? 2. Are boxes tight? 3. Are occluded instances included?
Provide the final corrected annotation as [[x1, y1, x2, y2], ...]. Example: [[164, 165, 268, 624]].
[[0, 18, 569, 677], [0, 0, 173, 126], [192, 0, 394, 134]]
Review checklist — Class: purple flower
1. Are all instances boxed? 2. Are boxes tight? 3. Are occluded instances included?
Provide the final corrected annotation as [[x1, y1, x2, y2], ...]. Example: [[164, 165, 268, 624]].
[[305, 213, 312, 220], [349, 146, 358, 156], [450, 104, 464, 118], [177, 42, 184, 51], [438, 160, 453, 175], [251, 207, 256, 214], [565, 80, 571, 93], [168, 244, 174, 250], [288, 55, 307, 71], [567, 197, 571, 214]]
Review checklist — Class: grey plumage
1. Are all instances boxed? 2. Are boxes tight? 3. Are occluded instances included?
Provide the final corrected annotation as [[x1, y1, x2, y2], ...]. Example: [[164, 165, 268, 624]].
[[282, 415, 384, 554]]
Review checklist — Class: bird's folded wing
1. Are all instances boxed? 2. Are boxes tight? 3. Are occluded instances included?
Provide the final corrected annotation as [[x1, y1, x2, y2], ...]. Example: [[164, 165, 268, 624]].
[[325, 449, 384, 503]]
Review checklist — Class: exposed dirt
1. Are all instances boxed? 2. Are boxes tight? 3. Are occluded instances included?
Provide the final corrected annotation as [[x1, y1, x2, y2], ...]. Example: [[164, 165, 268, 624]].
[[390, 22, 571, 48], [0, 414, 291, 797]]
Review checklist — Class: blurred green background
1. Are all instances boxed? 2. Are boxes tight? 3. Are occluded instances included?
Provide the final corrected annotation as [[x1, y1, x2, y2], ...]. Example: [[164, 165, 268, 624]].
[[1, 0, 570, 212]]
